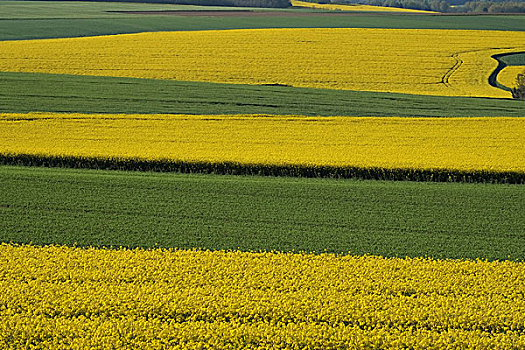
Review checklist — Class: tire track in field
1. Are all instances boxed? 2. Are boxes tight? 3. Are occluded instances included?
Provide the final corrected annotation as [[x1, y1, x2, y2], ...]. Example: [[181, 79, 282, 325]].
[[440, 48, 497, 88], [440, 53, 462, 87], [439, 47, 525, 96]]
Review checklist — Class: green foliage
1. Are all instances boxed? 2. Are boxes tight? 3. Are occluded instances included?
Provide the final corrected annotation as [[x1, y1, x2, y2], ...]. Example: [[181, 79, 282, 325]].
[[2, 72, 524, 117], [353, 0, 450, 12], [512, 74, 525, 99], [461, 1, 525, 13], [1, 165, 524, 260]]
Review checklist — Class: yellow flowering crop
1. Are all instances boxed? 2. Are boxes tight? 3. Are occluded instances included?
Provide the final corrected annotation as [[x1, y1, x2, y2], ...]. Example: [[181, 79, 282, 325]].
[[291, 0, 435, 12], [0, 29, 523, 98], [1, 243, 524, 349], [1, 113, 524, 173], [498, 66, 525, 88]]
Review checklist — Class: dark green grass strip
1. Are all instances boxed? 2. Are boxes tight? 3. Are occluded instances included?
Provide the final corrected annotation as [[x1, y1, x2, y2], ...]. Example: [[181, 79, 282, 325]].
[[2, 14, 525, 41], [1, 165, 524, 260], [1, 72, 524, 117], [1, 154, 523, 184]]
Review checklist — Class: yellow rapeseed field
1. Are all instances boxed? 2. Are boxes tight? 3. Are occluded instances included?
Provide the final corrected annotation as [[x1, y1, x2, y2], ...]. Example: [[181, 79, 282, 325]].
[[291, 0, 435, 13], [1, 113, 524, 173], [1, 243, 524, 349], [498, 66, 525, 88], [0, 29, 523, 98]]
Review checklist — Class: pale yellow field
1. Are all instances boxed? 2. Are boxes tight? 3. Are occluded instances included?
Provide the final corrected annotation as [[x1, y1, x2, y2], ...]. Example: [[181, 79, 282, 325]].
[[0, 29, 523, 98], [498, 66, 525, 88], [1, 113, 524, 173], [291, 0, 435, 13], [2, 243, 524, 349]]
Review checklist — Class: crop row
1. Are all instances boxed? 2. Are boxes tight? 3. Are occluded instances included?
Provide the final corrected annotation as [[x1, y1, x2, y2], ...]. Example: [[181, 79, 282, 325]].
[[1, 113, 523, 181], [1, 29, 524, 97], [1, 244, 524, 349], [2, 153, 524, 184]]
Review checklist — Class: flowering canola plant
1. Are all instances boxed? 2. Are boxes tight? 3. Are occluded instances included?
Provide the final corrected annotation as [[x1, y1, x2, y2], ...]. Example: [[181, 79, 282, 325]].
[[497, 66, 525, 88], [1, 243, 524, 349], [0, 29, 523, 98], [1, 113, 524, 173], [291, 0, 435, 13]]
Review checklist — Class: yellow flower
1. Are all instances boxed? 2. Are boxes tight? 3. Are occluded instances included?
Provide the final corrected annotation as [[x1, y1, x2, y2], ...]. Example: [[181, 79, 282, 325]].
[[0, 29, 523, 98], [1, 243, 524, 349], [1, 113, 524, 173]]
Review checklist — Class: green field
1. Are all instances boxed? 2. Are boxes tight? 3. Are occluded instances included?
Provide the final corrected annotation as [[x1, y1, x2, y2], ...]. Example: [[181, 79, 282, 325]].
[[0, 0, 296, 19], [1, 165, 524, 260], [1, 0, 525, 41], [2, 72, 524, 117], [3, 15, 525, 41], [500, 52, 525, 66]]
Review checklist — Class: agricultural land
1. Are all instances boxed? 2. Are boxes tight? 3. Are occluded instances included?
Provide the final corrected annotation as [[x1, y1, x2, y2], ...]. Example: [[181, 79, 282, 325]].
[[0, 0, 524, 348]]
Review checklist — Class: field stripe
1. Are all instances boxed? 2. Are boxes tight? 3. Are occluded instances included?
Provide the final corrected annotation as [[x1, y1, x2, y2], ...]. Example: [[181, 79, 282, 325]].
[[2, 14, 525, 42], [1, 154, 523, 184], [2, 29, 524, 98], [1, 166, 524, 260], [2, 72, 524, 118], [1, 243, 524, 348], [1, 113, 524, 181]]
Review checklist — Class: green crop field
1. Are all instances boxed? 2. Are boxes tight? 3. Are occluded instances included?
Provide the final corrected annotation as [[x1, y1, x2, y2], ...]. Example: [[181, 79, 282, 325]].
[[500, 52, 525, 66], [2, 72, 524, 117], [2, 165, 524, 260], [0, 0, 292, 19], [3, 15, 525, 41], [1, 0, 525, 41]]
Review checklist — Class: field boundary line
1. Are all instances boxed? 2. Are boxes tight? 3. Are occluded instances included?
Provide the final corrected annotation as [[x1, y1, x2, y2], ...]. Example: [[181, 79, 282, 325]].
[[1, 153, 523, 184]]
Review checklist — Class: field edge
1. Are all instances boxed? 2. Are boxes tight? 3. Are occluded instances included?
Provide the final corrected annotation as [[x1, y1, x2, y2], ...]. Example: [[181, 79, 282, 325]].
[[2, 153, 523, 184]]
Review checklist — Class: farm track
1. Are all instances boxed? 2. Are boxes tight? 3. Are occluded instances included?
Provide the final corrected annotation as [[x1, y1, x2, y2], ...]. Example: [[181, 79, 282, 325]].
[[441, 53, 463, 87]]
